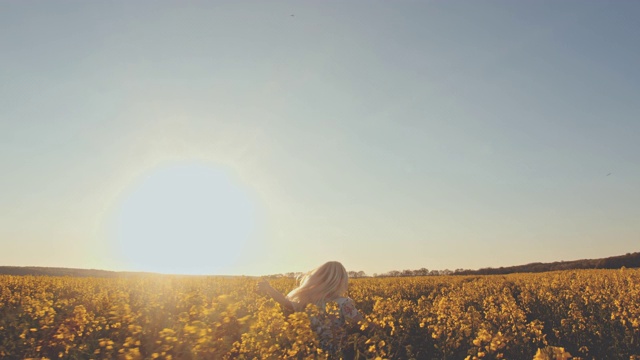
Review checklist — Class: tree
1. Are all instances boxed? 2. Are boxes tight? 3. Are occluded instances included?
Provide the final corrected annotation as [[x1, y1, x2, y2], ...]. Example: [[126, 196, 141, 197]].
[[387, 270, 401, 277], [348, 271, 367, 278]]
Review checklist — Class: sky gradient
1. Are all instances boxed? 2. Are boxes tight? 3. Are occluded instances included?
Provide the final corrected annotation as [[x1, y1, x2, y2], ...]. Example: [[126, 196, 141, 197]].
[[1, 1, 639, 276]]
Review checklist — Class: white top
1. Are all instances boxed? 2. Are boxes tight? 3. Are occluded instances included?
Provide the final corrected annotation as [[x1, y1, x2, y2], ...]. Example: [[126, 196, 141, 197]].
[[306, 297, 362, 355]]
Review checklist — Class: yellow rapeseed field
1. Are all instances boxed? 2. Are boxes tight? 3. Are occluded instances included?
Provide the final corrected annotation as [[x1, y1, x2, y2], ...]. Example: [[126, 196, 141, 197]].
[[1, 269, 639, 359]]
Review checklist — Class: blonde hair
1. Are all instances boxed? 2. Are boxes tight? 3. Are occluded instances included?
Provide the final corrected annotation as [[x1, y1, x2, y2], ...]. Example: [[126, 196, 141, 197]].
[[286, 261, 349, 311]]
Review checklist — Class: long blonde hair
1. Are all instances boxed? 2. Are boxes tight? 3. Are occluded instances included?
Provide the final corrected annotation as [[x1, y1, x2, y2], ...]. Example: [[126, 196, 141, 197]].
[[286, 261, 349, 311]]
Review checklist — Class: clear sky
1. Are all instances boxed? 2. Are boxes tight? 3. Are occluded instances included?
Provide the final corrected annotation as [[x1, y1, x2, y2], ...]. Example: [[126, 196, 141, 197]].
[[1, 1, 639, 276]]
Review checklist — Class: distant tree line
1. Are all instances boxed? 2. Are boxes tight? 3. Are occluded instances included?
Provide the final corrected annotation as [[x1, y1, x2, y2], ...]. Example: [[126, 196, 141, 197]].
[[0, 266, 154, 278], [372, 268, 460, 277], [265, 252, 640, 279], [376, 252, 640, 277], [454, 251, 640, 275], [4, 252, 638, 279], [265, 268, 465, 279]]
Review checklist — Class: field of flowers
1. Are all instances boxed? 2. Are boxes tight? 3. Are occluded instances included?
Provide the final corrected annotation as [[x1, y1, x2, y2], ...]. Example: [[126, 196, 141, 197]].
[[1, 269, 639, 359]]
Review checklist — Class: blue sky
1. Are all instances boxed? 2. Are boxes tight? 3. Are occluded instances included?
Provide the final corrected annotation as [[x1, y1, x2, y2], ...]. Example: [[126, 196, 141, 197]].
[[1, 1, 639, 276]]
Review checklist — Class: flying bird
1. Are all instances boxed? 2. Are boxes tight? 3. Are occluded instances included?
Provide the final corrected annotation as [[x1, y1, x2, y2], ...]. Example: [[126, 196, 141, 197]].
[[606, 173, 612, 176]]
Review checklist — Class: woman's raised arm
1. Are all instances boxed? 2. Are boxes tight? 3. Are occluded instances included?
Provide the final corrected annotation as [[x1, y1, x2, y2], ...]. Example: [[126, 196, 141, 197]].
[[257, 279, 295, 312]]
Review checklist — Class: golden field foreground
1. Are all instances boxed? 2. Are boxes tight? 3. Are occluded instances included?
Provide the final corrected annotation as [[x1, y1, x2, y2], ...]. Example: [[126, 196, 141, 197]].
[[1, 269, 639, 360]]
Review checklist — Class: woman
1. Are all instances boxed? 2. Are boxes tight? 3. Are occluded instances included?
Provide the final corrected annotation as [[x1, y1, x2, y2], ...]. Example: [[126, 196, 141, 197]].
[[257, 261, 364, 355]]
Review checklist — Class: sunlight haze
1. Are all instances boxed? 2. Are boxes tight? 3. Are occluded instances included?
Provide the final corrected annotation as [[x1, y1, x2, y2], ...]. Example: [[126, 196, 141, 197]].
[[1, 1, 639, 276]]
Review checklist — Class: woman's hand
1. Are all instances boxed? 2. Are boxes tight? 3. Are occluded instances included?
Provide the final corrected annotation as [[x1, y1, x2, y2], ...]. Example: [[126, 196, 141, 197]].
[[256, 278, 295, 312], [256, 279, 273, 294]]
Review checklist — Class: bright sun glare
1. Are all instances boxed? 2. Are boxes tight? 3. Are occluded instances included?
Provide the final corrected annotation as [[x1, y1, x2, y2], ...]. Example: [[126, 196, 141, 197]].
[[112, 163, 256, 275]]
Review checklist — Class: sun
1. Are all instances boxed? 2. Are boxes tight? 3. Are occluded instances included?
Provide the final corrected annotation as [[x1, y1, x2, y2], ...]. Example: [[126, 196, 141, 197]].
[[111, 162, 258, 275]]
